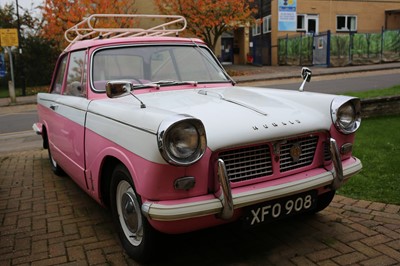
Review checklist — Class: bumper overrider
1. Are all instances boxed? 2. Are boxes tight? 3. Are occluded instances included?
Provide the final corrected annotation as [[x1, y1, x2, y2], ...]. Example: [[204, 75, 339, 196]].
[[141, 138, 362, 222]]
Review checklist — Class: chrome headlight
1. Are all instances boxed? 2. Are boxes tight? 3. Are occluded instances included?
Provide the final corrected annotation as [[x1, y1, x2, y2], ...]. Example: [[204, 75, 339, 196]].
[[158, 115, 207, 166], [331, 96, 361, 134]]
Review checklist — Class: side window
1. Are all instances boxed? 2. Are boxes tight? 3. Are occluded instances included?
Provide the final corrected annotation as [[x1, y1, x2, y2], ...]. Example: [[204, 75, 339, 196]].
[[51, 55, 68, 94], [64, 50, 87, 97]]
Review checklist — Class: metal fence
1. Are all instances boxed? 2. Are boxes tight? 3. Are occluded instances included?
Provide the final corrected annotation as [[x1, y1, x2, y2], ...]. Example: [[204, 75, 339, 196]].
[[278, 29, 400, 67]]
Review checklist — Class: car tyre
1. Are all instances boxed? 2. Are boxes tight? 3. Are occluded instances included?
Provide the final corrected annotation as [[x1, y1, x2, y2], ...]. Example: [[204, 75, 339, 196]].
[[312, 190, 336, 213], [110, 164, 156, 262]]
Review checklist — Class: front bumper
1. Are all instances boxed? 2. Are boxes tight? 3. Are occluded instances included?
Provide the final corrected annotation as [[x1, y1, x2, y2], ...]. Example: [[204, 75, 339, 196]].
[[142, 139, 362, 222]]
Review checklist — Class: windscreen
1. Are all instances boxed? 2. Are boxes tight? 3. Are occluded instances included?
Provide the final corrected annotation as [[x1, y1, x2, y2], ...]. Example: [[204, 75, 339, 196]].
[[92, 45, 229, 91]]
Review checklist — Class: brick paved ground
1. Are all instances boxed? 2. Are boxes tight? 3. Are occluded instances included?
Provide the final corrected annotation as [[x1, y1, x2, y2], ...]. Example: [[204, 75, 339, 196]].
[[1, 149, 399, 265]]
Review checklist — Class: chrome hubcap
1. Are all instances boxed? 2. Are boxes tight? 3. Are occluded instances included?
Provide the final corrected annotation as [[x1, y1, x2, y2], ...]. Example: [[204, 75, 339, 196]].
[[121, 192, 140, 233], [116, 180, 143, 246]]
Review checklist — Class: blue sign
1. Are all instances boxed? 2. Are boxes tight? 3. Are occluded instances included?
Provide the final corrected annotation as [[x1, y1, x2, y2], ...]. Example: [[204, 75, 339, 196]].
[[0, 53, 6, 78], [278, 0, 297, 31]]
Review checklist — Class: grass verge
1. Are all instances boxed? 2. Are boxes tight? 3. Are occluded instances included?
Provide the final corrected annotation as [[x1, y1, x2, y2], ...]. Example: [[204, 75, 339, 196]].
[[344, 84, 400, 99], [338, 115, 400, 205]]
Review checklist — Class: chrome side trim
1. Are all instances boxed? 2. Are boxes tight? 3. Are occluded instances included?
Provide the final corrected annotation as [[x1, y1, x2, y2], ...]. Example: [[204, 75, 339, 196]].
[[329, 138, 344, 190], [216, 159, 234, 220], [141, 158, 362, 221]]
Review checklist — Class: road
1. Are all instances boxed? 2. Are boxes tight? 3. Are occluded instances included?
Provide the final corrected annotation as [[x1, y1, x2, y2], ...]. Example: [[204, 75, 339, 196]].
[[0, 69, 399, 154], [241, 68, 400, 94]]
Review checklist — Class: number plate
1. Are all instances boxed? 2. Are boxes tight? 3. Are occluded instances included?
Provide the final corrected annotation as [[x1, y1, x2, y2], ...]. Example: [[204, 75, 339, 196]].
[[243, 191, 317, 227]]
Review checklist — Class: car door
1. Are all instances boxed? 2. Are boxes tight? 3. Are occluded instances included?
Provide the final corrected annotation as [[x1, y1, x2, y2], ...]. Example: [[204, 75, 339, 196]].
[[40, 50, 91, 190]]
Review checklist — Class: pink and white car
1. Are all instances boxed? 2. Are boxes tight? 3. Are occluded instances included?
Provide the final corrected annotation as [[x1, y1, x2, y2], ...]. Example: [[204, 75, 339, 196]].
[[33, 14, 362, 262]]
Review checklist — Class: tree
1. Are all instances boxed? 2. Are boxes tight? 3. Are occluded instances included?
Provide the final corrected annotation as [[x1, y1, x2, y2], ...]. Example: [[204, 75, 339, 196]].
[[154, 0, 257, 52], [41, 0, 137, 50], [0, 3, 48, 90]]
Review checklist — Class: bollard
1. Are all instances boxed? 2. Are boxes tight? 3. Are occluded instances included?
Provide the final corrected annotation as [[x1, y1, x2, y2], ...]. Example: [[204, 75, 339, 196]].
[[8, 80, 17, 104]]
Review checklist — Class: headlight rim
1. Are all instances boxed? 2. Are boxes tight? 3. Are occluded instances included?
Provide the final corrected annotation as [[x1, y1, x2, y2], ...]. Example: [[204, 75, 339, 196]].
[[331, 96, 361, 134], [157, 115, 207, 166]]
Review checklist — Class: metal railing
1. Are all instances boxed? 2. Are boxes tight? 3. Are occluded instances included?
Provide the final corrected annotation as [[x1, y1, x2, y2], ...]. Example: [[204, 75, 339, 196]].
[[279, 29, 400, 67]]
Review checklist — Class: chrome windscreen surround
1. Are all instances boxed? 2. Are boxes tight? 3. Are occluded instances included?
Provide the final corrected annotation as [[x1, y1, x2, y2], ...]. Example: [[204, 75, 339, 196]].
[[331, 96, 362, 134], [157, 114, 207, 166]]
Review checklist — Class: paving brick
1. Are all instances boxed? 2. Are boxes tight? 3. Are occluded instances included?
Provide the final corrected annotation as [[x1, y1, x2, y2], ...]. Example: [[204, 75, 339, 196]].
[[368, 202, 387, 211], [374, 225, 400, 240], [360, 255, 397, 266], [384, 204, 400, 214], [291, 256, 318, 266], [349, 241, 381, 258], [307, 248, 341, 262], [332, 251, 367, 265], [374, 244, 400, 261], [67, 246, 86, 261], [336, 231, 366, 243], [86, 249, 107, 265], [48, 242, 66, 257], [361, 234, 393, 246], [347, 223, 379, 237], [343, 205, 373, 215], [31, 256, 67, 266]]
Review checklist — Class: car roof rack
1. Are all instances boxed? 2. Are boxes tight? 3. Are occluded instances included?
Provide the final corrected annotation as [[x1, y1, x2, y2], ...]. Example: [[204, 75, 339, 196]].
[[64, 14, 187, 50]]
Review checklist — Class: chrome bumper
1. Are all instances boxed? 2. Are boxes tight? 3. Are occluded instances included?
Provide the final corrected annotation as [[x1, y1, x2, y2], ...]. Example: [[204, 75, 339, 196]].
[[142, 138, 362, 222]]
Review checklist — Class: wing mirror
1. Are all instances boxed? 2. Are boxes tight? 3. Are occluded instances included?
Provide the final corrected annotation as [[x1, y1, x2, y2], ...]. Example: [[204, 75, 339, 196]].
[[105, 80, 146, 108], [299, 67, 312, 92], [106, 80, 132, 98]]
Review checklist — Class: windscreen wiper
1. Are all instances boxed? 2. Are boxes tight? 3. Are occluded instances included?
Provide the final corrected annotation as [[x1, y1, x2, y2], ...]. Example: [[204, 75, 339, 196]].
[[131, 80, 198, 89]]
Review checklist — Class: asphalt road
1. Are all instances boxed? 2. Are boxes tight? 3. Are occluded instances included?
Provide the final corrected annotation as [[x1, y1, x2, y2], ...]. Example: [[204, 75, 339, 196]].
[[0, 109, 38, 134], [241, 68, 400, 94]]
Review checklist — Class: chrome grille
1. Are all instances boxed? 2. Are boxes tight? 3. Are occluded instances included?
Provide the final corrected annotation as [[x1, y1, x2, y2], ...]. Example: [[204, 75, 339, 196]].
[[219, 145, 273, 182], [324, 141, 332, 161], [280, 136, 318, 172]]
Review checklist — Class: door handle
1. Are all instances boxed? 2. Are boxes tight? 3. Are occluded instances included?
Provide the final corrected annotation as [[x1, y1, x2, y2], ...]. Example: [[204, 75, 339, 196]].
[[50, 104, 58, 111]]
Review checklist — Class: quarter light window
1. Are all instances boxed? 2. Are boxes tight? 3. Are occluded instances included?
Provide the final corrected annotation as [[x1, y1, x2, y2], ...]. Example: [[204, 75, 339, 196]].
[[51, 55, 67, 94], [336, 15, 357, 32], [64, 50, 87, 97]]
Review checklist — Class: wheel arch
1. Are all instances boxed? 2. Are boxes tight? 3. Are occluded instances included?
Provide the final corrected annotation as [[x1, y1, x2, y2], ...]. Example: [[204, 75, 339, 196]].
[[99, 155, 139, 208]]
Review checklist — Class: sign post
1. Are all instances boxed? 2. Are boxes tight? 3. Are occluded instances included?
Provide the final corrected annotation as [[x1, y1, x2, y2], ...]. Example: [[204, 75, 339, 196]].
[[0, 28, 19, 104]]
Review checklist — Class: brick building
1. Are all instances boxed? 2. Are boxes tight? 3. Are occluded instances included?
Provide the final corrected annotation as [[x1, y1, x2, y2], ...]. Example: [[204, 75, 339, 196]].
[[250, 0, 400, 65]]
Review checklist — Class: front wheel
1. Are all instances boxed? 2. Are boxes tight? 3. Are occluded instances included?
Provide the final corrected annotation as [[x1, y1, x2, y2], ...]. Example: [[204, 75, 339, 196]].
[[110, 164, 156, 262]]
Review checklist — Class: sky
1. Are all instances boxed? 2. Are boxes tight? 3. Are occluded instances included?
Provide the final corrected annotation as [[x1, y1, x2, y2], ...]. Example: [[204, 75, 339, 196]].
[[1, 0, 43, 17]]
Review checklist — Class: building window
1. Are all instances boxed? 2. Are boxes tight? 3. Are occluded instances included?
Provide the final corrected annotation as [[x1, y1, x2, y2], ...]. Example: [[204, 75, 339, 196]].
[[263, 15, 271, 34], [297, 14, 306, 31], [252, 19, 261, 36], [336, 15, 357, 32]]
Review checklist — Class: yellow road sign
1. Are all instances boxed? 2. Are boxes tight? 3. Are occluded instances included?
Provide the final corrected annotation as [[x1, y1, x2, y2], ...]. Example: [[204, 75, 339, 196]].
[[0, 28, 19, 47]]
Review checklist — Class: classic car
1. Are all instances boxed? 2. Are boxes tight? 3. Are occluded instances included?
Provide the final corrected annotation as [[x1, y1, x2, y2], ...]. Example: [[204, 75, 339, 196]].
[[33, 14, 362, 262]]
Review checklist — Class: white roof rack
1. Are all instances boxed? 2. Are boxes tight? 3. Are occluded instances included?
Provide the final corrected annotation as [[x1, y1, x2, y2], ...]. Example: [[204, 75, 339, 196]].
[[64, 14, 187, 50]]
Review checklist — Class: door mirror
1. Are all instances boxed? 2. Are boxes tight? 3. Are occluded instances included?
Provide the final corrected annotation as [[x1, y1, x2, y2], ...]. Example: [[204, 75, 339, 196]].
[[301, 67, 312, 82], [106, 81, 132, 98], [299, 67, 312, 92]]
